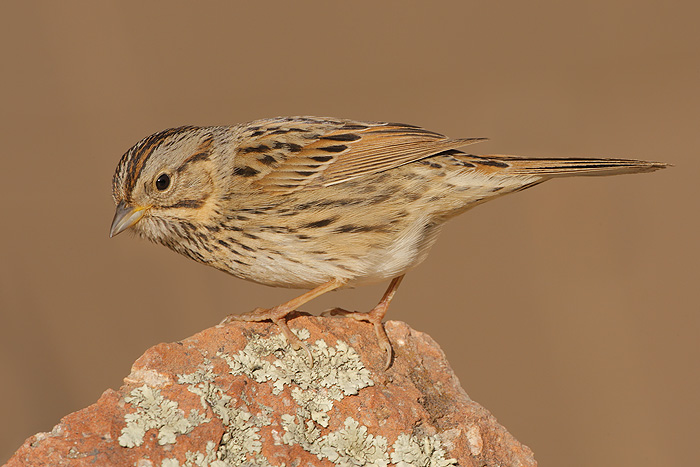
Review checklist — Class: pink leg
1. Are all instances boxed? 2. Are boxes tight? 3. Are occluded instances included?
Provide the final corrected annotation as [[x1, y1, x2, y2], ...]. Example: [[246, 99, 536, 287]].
[[221, 278, 346, 364], [328, 275, 405, 369]]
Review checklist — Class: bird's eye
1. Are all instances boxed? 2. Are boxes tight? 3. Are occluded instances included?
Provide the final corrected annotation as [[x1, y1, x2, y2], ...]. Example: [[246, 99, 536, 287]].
[[155, 173, 171, 191]]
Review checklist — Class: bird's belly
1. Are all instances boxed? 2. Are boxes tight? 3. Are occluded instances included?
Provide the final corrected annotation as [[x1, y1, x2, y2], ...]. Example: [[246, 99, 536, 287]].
[[207, 214, 441, 290]]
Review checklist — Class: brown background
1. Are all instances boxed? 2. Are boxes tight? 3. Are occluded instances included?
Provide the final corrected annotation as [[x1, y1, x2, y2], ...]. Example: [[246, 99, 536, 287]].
[[0, 1, 697, 465]]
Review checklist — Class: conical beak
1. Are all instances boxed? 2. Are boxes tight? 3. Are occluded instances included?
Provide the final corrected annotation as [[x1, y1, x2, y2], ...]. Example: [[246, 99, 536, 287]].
[[110, 201, 147, 237]]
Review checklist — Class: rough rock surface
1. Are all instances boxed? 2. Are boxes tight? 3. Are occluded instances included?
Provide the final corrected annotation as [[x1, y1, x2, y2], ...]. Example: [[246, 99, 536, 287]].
[[6, 316, 536, 467]]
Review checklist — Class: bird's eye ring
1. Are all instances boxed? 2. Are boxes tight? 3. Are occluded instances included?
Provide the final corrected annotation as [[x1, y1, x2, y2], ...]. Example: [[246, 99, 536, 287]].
[[155, 173, 171, 191]]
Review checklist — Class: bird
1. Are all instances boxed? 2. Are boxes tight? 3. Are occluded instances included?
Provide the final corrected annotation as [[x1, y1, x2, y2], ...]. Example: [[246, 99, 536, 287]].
[[110, 116, 667, 368]]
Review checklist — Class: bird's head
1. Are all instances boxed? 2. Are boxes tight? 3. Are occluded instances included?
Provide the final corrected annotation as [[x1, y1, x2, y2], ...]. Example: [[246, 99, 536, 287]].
[[110, 126, 218, 242]]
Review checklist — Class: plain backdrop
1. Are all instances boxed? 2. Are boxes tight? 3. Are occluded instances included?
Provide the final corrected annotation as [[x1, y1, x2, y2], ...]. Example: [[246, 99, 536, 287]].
[[1, 1, 698, 465]]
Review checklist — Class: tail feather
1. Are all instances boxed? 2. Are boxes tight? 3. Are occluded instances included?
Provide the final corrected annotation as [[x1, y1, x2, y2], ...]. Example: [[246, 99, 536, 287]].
[[479, 155, 669, 177]]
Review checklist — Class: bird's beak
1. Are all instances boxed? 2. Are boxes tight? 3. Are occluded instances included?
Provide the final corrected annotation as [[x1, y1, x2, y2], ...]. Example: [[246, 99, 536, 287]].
[[110, 201, 147, 237]]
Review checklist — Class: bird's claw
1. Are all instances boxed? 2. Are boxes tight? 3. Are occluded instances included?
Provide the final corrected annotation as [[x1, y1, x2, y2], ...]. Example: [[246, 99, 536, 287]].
[[220, 308, 313, 367], [323, 307, 393, 369]]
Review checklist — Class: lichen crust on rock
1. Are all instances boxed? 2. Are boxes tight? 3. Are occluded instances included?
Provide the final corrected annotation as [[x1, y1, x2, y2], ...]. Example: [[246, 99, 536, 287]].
[[6, 317, 537, 467]]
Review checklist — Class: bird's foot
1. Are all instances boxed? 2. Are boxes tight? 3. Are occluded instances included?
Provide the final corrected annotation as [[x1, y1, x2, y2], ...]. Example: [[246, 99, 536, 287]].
[[221, 307, 313, 366], [326, 305, 393, 369], [221, 307, 279, 323]]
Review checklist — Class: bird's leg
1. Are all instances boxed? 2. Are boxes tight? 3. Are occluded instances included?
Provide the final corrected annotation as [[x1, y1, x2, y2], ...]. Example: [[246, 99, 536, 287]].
[[221, 278, 345, 365], [326, 274, 405, 369]]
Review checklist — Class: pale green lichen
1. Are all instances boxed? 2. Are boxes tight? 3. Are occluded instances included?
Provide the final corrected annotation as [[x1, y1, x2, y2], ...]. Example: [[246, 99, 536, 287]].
[[280, 414, 321, 451], [118, 385, 208, 448], [161, 440, 279, 467], [177, 360, 264, 465], [219, 329, 373, 429], [123, 329, 457, 467], [160, 441, 224, 467], [320, 417, 389, 467], [390, 434, 457, 467], [282, 415, 389, 466]]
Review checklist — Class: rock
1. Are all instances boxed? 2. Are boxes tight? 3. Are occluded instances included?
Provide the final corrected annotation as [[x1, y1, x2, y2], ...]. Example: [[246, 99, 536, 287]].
[[5, 316, 536, 467]]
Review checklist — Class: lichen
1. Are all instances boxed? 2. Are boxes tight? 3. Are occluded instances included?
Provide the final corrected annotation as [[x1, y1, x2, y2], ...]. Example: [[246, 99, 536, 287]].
[[118, 385, 209, 448], [160, 441, 223, 467], [390, 434, 457, 467], [122, 328, 457, 467], [161, 439, 280, 467], [321, 417, 389, 467], [282, 416, 388, 466], [177, 360, 264, 465], [218, 329, 373, 429], [280, 414, 321, 451]]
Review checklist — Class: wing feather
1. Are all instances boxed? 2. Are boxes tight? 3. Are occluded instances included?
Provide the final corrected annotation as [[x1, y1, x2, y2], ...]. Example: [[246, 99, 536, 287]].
[[233, 117, 486, 193]]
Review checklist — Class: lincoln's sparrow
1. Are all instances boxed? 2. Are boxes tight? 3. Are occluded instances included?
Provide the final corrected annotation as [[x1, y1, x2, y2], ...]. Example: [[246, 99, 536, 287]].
[[110, 116, 667, 367]]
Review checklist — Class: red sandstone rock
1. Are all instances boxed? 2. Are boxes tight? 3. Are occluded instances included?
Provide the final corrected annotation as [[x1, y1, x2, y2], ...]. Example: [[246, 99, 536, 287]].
[[5, 316, 536, 467]]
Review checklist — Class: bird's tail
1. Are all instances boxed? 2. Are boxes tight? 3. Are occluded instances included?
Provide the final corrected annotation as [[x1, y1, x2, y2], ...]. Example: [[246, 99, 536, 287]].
[[479, 155, 669, 178]]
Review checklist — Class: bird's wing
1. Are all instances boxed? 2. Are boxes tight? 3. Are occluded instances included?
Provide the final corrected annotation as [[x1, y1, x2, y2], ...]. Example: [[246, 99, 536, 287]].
[[231, 117, 486, 193]]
